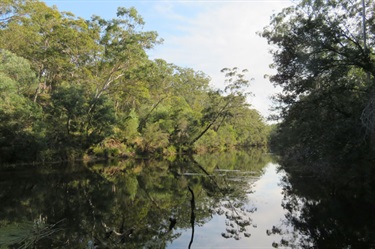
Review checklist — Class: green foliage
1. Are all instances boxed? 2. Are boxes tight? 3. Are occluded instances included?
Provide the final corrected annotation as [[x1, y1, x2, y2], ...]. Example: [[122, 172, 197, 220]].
[[262, 0, 375, 174], [0, 50, 43, 163], [91, 138, 129, 159], [135, 122, 170, 154], [0, 49, 36, 94], [0, 2, 269, 163], [190, 67, 254, 146], [217, 124, 237, 149], [193, 129, 221, 153], [114, 109, 140, 143], [46, 85, 116, 159]]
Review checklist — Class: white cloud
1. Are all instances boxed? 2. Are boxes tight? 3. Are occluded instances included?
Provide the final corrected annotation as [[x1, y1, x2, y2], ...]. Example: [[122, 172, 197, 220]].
[[149, 1, 292, 119]]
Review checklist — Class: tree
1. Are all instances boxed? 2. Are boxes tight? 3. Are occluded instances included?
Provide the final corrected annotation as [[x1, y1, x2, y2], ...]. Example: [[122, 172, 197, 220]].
[[0, 1, 270, 162], [190, 67, 252, 145], [0, 0, 98, 101], [262, 0, 375, 170], [0, 50, 43, 162], [48, 85, 116, 159], [86, 8, 161, 108], [262, 0, 375, 114]]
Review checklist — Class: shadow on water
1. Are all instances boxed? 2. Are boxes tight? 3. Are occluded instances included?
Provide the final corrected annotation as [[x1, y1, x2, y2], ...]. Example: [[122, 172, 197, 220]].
[[268, 160, 375, 249], [0, 150, 272, 248]]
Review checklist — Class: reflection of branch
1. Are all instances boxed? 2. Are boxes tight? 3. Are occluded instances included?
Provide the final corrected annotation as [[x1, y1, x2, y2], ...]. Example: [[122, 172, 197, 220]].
[[189, 156, 239, 213], [188, 155, 222, 191], [83, 187, 97, 236], [189, 157, 253, 240], [188, 186, 195, 249]]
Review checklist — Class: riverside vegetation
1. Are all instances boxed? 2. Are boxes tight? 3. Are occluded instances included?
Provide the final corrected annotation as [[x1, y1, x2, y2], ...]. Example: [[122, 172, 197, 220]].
[[263, 0, 375, 181], [2, 1, 375, 248], [260, 1, 375, 247], [262, 2, 375, 245], [0, 0, 270, 164], [1, 0, 375, 191]]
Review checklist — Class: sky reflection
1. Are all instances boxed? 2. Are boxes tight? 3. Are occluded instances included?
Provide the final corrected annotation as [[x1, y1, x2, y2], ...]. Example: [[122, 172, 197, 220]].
[[168, 163, 288, 249]]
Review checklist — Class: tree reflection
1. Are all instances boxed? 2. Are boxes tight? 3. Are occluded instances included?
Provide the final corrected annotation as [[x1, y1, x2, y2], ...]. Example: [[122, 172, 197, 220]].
[[268, 164, 375, 249], [191, 151, 269, 240], [0, 150, 271, 248]]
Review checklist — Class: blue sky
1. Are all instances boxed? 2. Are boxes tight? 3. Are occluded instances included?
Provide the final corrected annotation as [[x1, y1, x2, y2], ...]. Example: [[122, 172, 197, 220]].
[[44, 0, 293, 119]]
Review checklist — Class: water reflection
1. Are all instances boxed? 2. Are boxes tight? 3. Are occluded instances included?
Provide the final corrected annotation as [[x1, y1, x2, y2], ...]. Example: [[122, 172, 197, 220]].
[[0, 150, 278, 248], [5, 150, 374, 248], [169, 162, 289, 249], [11, 150, 374, 248], [269, 163, 375, 249]]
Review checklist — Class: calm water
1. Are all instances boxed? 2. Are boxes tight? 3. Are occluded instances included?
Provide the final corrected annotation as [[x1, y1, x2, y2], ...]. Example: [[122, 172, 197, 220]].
[[0, 151, 374, 248], [168, 162, 288, 249]]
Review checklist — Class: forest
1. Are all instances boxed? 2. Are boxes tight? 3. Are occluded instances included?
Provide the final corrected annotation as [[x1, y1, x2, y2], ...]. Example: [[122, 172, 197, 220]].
[[0, 0, 270, 164], [2, 0, 374, 178], [263, 0, 375, 184]]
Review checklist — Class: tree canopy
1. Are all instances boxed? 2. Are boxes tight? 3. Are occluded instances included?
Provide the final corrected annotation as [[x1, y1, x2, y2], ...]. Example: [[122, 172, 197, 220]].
[[262, 0, 375, 176], [0, 0, 269, 163]]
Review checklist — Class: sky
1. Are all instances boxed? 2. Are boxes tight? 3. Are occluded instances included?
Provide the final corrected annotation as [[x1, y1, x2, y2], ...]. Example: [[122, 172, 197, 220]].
[[44, 0, 294, 120]]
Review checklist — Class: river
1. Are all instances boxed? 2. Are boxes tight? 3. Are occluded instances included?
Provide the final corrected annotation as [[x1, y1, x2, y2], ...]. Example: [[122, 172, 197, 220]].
[[168, 162, 289, 249], [0, 151, 374, 248]]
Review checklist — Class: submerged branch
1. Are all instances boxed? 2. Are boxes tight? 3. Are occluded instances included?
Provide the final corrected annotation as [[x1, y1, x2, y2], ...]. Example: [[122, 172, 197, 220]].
[[188, 186, 195, 249]]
